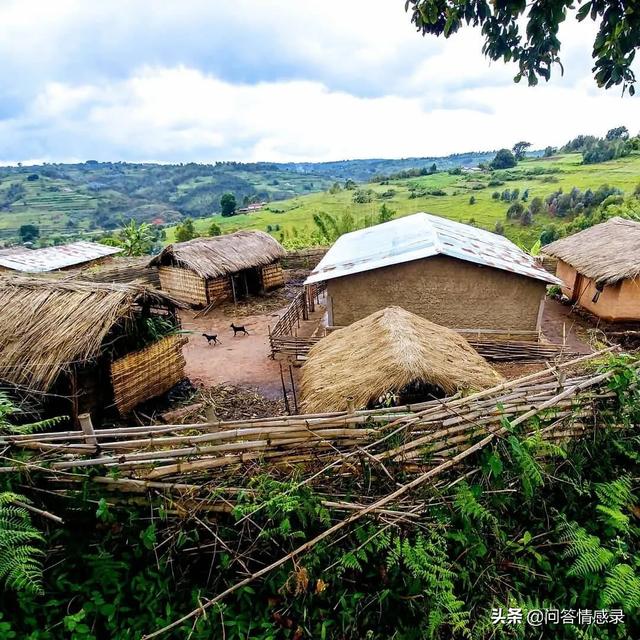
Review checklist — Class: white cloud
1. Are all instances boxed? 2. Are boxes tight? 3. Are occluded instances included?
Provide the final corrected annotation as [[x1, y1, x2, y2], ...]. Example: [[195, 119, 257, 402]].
[[0, 0, 638, 162]]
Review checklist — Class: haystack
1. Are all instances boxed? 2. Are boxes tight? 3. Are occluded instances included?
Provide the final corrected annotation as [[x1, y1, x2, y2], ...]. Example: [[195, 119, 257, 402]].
[[543, 217, 640, 285], [300, 306, 503, 414], [0, 277, 185, 416]]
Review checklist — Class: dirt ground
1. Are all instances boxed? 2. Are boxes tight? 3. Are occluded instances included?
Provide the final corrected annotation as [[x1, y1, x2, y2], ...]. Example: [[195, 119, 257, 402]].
[[541, 298, 593, 353], [179, 306, 285, 399], [177, 291, 597, 403]]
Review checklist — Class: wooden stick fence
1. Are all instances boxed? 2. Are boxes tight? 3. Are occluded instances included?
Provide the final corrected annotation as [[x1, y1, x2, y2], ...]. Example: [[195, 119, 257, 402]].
[[269, 282, 326, 358], [0, 348, 624, 482]]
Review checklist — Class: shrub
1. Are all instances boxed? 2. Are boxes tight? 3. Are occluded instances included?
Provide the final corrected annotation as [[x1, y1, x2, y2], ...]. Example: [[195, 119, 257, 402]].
[[507, 201, 525, 219], [492, 192, 500, 200], [469, 196, 476, 205], [494, 220, 505, 235]]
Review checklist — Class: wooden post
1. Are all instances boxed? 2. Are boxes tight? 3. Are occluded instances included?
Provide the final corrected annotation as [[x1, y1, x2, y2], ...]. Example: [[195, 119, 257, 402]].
[[288, 365, 299, 414], [78, 413, 97, 446], [346, 396, 355, 415], [279, 364, 291, 415], [230, 276, 237, 305]]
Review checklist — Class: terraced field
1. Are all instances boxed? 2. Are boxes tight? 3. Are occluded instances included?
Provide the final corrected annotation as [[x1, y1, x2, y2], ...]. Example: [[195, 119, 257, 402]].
[[166, 153, 640, 248]]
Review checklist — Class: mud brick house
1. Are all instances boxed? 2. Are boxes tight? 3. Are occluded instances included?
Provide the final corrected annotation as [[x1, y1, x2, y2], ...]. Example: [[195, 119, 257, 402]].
[[305, 212, 561, 332], [543, 217, 640, 322]]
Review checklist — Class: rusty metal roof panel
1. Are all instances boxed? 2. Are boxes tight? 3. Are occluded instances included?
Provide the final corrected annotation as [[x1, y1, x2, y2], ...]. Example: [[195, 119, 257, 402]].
[[0, 241, 122, 273], [305, 212, 562, 286]]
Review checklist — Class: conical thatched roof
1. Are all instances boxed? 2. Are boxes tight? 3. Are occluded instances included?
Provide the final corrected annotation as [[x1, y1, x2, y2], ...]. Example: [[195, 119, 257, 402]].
[[300, 306, 503, 413], [0, 277, 181, 392], [543, 217, 640, 285], [149, 230, 286, 278]]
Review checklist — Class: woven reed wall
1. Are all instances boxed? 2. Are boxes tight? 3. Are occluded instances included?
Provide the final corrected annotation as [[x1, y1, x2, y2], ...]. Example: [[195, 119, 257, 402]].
[[158, 266, 207, 306], [261, 261, 285, 291], [282, 248, 327, 270], [206, 276, 234, 304], [110, 334, 186, 415]]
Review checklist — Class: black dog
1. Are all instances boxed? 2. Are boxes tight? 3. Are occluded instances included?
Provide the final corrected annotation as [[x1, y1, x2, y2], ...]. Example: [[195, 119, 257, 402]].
[[230, 323, 249, 336], [202, 333, 220, 345]]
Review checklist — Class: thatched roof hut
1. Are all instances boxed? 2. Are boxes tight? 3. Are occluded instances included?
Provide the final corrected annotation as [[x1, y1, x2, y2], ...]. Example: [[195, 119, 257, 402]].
[[300, 306, 503, 413], [543, 217, 640, 285], [0, 277, 186, 419], [543, 218, 640, 322], [149, 231, 286, 306]]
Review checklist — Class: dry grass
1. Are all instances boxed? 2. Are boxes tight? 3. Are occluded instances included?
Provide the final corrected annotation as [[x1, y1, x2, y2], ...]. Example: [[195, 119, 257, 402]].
[[0, 277, 179, 392], [543, 217, 640, 285], [300, 306, 503, 413], [149, 230, 286, 279]]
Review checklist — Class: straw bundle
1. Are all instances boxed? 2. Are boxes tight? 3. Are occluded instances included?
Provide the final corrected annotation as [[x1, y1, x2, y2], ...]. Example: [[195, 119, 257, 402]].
[[300, 306, 503, 413], [543, 217, 640, 285], [0, 277, 180, 391], [149, 230, 286, 279]]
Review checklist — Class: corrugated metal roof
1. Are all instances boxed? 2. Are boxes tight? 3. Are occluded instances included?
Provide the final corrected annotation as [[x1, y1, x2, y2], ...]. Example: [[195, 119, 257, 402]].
[[0, 241, 122, 273], [305, 213, 562, 286]]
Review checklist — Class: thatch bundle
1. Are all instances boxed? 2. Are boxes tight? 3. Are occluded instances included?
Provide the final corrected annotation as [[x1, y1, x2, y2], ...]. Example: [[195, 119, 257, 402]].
[[543, 217, 640, 285], [300, 306, 503, 413], [0, 277, 180, 392], [81, 257, 160, 288], [149, 230, 286, 278]]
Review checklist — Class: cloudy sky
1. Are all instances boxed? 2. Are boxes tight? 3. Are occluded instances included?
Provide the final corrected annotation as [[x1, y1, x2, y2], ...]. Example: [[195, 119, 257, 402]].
[[1, 0, 638, 164]]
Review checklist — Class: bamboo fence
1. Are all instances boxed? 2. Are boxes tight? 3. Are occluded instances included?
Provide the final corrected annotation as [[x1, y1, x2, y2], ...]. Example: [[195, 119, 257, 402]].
[[1, 347, 627, 484]]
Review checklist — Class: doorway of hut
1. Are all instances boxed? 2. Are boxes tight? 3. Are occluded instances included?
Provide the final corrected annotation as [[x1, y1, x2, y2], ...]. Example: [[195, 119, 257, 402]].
[[368, 380, 447, 409], [231, 267, 262, 301]]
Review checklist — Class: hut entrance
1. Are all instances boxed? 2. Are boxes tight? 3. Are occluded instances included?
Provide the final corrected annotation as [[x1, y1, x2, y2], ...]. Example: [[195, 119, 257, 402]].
[[231, 268, 263, 301]]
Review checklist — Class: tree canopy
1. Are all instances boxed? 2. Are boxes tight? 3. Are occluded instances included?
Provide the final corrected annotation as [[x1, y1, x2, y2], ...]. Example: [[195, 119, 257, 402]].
[[405, 0, 640, 94], [220, 192, 237, 217], [490, 148, 517, 170], [512, 141, 532, 161]]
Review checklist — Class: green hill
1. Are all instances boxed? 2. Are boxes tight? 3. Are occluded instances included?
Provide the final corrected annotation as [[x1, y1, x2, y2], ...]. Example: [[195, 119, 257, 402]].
[[168, 153, 640, 248]]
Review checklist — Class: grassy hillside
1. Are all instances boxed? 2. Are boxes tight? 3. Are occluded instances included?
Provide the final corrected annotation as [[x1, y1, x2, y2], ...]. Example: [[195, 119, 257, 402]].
[[169, 153, 640, 248], [0, 162, 333, 244], [0, 152, 511, 245]]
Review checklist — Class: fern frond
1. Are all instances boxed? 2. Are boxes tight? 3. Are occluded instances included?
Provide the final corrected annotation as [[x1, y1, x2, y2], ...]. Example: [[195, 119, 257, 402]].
[[0, 492, 45, 595], [602, 563, 640, 610]]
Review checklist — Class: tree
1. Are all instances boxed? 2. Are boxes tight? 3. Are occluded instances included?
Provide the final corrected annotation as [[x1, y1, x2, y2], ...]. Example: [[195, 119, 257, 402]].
[[490, 149, 517, 170], [378, 203, 395, 224], [344, 179, 357, 190], [119, 220, 154, 256], [18, 224, 39, 243], [512, 141, 532, 161], [175, 218, 197, 243], [429, 163, 437, 174], [208, 222, 222, 237], [544, 146, 557, 157], [405, 0, 640, 93], [468, 196, 476, 205], [220, 193, 237, 217], [521, 209, 533, 226], [606, 126, 629, 141]]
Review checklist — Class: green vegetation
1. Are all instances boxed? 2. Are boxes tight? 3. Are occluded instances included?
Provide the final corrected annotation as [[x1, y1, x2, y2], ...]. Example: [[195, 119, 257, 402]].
[[406, 0, 640, 93], [1, 357, 640, 638], [167, 152, 640, 249]]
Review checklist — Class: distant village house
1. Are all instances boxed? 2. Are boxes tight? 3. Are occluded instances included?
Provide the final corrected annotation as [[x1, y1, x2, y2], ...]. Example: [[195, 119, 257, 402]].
[[0, 241, 122, 274]]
